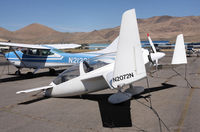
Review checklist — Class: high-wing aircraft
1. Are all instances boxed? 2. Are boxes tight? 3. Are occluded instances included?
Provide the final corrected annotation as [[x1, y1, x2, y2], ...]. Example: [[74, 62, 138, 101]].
[[16, 9, 187, 104], [0, 36, 118, 75]]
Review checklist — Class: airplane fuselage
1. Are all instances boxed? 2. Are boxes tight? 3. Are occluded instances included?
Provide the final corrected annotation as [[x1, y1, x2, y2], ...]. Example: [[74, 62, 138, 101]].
[[4, 50, 98, 69], [4, 48, 164, 71], [48, 63, 113, 97], [46, 51, 165, 97]]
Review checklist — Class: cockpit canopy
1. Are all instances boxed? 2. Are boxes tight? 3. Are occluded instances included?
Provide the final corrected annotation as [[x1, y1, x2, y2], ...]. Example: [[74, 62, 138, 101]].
[[53, 52, 116, 85]]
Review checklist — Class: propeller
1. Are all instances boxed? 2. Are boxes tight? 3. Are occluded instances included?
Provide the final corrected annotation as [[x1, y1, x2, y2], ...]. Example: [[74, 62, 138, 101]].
[[146, 33, 165, 71], [147, 33, 158, 66]]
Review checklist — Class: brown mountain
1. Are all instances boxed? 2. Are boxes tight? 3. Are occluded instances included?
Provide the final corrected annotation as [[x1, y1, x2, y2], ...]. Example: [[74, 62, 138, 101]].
[[138, 15, 200, 42], [0, 15, 200, 44]]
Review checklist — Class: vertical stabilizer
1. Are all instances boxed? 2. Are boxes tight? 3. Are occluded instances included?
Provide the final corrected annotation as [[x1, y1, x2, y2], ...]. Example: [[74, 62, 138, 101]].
[[171, 34, 187, 64], [112, 9, 146, 88]]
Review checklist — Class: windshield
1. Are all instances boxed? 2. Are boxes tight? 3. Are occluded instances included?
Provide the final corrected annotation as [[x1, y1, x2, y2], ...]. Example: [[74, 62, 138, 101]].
[[53, 52, 116, 85], [53, 64, 80, 85]]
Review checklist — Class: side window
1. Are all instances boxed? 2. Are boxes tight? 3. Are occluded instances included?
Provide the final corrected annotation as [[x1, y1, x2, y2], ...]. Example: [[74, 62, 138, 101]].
[[32, 49, 37, 55], [21, 49, 27, 54], [41, 50, 48, 56], [48, 51, 54, 55], [41, 50, 54, 56], [24, 49, 54, 56], [28, 49, 33, 55]]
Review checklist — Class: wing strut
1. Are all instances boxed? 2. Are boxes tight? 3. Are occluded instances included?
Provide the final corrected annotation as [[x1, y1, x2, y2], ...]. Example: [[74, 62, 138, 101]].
[[10, 47, 27, 67]]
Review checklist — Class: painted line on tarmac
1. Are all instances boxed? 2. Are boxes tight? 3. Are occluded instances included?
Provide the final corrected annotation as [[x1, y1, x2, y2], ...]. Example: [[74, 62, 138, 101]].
[[175, 88, 194, 132]]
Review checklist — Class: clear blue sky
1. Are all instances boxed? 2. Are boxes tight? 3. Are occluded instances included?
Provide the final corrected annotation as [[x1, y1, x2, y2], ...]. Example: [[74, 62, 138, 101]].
[[0, 0, 199, 32]]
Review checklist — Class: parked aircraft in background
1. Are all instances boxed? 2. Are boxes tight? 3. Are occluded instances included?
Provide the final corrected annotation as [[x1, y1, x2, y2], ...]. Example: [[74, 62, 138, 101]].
[[186, 45, 200, 57], [16, 9, 186, 104], [0, 37, 119, 75]]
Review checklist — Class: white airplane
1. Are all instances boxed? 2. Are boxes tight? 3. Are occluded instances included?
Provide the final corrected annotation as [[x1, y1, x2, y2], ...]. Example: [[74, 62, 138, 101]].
[[16, 9, 187, 104], [0, 36, 119, 75]]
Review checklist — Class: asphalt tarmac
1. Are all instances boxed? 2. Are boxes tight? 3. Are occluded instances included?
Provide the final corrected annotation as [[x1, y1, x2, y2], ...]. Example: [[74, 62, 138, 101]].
[[0, 52, 200, 132]]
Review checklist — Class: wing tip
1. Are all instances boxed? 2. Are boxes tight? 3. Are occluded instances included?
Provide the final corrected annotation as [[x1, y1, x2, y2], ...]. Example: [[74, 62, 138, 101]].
[[16, 91, 24, 94]]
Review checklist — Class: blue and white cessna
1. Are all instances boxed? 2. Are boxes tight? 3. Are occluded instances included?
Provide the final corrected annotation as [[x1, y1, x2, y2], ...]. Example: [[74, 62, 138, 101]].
[[0, 37, 118, 75]]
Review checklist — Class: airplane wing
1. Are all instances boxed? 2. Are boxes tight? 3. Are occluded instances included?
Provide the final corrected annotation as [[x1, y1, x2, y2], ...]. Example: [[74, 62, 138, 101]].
[[46, 44, 81, 49], [0, 42, 81, 50], [0, 42, 49, 49], [16, 85, 53, 94]]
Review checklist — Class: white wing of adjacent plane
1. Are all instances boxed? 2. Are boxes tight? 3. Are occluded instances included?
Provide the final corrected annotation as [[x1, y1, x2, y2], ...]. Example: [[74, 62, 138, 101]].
[[171, 34, 187, 64], [46, 44, 81, 49], [112, 9, 146, 88], [0, 42, 49, 49], [0, 42, 81, 50], [16, 85, 53, 94]]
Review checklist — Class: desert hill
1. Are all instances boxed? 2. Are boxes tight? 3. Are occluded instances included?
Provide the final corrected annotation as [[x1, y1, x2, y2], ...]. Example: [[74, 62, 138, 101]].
[[0, 15, 200, 44]]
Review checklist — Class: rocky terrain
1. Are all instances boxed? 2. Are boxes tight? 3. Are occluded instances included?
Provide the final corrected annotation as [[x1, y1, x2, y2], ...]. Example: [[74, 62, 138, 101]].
[[0, 15, 200, 44]]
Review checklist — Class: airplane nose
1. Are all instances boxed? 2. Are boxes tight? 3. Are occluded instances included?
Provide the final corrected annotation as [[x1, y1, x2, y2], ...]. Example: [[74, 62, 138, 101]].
[[150, 52, 165, 61], [157, 52, 165, 59]]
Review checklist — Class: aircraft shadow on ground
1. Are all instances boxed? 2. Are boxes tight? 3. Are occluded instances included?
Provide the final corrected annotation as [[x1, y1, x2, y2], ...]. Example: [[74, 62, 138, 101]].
[[68, 83, 176, 128], [18, 96, 50, 105], [17, 83, 176, 128], [0, 70, 64, 83]]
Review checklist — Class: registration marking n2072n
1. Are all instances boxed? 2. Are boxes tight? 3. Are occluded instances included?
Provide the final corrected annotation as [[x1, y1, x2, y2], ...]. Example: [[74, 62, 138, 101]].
[[113, 73, 134, 82]]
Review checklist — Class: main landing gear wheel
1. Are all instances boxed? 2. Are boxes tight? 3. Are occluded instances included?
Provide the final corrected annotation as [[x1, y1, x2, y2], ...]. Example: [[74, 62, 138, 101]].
[[49, 68, 56, 75], [15, 70, 21, 75]]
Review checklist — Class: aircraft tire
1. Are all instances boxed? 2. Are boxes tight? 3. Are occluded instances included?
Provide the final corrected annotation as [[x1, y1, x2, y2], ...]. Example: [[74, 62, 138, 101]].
[[15, 70, 21, 75], [49, 69, 56, 75]]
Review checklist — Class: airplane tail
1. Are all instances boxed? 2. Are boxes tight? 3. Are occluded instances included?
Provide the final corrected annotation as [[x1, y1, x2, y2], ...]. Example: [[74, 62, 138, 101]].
[[112, 9, 146, 88], [171, 34, 187, 64]]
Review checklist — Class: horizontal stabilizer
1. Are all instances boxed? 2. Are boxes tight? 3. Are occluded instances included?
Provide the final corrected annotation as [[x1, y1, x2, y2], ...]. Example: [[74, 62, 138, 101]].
[[108, 92, 132, 104], [16, 85, 53, 94], [171, 34, 187, 64]]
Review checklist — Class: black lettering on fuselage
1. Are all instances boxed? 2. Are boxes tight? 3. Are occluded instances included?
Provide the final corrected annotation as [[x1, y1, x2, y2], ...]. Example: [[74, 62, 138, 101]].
[[112, 72, 134, 82]]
